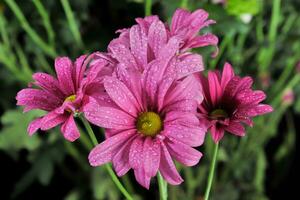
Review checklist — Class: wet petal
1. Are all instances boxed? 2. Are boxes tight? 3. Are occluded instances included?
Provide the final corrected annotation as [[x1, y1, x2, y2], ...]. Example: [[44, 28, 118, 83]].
[[27, 117, 43, 136], [88, 130, 136, 166], [159, 142, 183, 185], [104, 76, 140, 116], [166, 138, 202, 166], [84, 101, 135, 129], [61, 115, 80, 142], [55, 57, 75, 95], [40, 111, 67, 130]]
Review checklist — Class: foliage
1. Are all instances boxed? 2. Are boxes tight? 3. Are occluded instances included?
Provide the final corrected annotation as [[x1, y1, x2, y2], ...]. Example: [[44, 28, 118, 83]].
[[0, 0, 298, 199]]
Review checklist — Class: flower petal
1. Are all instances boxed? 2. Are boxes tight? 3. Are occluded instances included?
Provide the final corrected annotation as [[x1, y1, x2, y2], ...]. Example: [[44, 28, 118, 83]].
[[130, 25, 148, 68], [108, 40, 140, 71], [74, 55, 87, 89], [210, 124, 225, 143], [104, 76, 140, 116], [16, 89, 62, 111], [129, 136, 144, 169], [88, 130, 136, 166], [27, 117, 43, 136], [148, 20, 167, 57], [225, 121, 245, 136], [208, 71, 222, 106], [40, 111, 67, 130], [166, 138, 202, 166], [32, 72, 64, 98], [220, 62, 234, 90], [164, 124, 205, 147], [112, 135, 137, 176], [159, 142, 183, 185], [60, 115, 80, 142], [176, 53, 204, 79], [164, 75, 202, 108], [134, 168, 151, 189], [84, 101, 135, 129], [55, 57, 75, 95], [143, 137, 161, 177]]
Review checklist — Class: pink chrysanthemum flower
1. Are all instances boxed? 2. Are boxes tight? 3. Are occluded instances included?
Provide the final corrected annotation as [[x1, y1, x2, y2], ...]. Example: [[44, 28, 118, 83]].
[[98, 8, 217, 78], [84, 57, 206, 189], [16, 55, 104, 141], [197, 63, 273, 143]]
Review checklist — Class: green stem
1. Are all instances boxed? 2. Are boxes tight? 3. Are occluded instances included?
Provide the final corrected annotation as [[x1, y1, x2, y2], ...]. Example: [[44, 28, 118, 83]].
[[204, 142, 219, 200], [144, 0, 152, 16], [4, 0, 57, 58], [79, 116, 134, 200], [60, 0, 84, 48], [157, 172, 168, 200]]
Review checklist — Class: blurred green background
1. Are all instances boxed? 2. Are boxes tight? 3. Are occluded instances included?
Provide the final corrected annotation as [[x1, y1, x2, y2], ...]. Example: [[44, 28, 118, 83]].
[[0, 0, 299, 199]]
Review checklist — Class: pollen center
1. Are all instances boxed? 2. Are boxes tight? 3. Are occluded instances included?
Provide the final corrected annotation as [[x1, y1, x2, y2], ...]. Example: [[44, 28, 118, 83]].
[[210, 109, 228, 120], [136, 112, 162, 137], [64, 94, 76, 103]]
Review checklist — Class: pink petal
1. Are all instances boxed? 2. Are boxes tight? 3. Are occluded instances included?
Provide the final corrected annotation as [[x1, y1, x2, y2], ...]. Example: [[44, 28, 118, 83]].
[[129, 136, 144, 169], [158, 37, 180, 60], [135, 15, 159, 34], [187, 9, 209, 30], [134, 168, 151, 189], [112, 135, 137, 176], [130, 25, 148, 68], [225, 121, 245, 136], [208, 71, 222, 106], [108, 40, 140, 71], [74, 55, 87, 89], [148, 20, 168, 57], [164, 111, 199, 126], [157, 76, 174, 111], [176, 53, 204, 79], [16, 88, 62, 111], [220, 62, 234, 90], [166, 138, 202, 166], [210, 125, 225, 143], [27, 117, 43, 136], [254, 104, 273, 115], [115, 67, 146, 111], [159, 142, 183, 185], [60, 115, 80, 142], [171, 8, 190, 33], [55, 57, 75, 95], [237, 90, 266, 105], [104, 76, 140, 116], [32, 72, 65, 98], [164, 75, 202, 108], [88, 130, 136, 166], [143, 137, 161, 177], [164, 124, 205, 147], [187, 34, 219, 56], [163, 99, 198, 113], [84, 102, 135, 129], [40, 111, 67, 130]]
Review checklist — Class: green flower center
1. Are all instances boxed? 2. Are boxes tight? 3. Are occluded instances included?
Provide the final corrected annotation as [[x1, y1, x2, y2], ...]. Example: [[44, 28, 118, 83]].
[[136, 112, 162, 137], [209, 109, 228, 120], [64, 94, 76, 103]]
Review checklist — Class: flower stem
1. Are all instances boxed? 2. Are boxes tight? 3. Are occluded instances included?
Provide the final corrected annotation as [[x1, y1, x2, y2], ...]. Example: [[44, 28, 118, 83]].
[[79, 116, 134, 200], [204, 142, 219, 200], [157, 172, 168, 200], [144, 0, 152, 16]]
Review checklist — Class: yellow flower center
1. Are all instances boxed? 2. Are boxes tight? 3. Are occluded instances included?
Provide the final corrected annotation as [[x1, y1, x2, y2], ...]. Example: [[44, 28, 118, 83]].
[[64, 94, 76, 103], [209, 109, 228, 120], [136, 112, 162, 137]]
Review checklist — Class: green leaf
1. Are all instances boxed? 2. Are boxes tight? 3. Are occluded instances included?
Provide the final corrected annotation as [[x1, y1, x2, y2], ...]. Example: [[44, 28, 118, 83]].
[[0, 108, 44, 158], [225, 0, 261, 16]]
